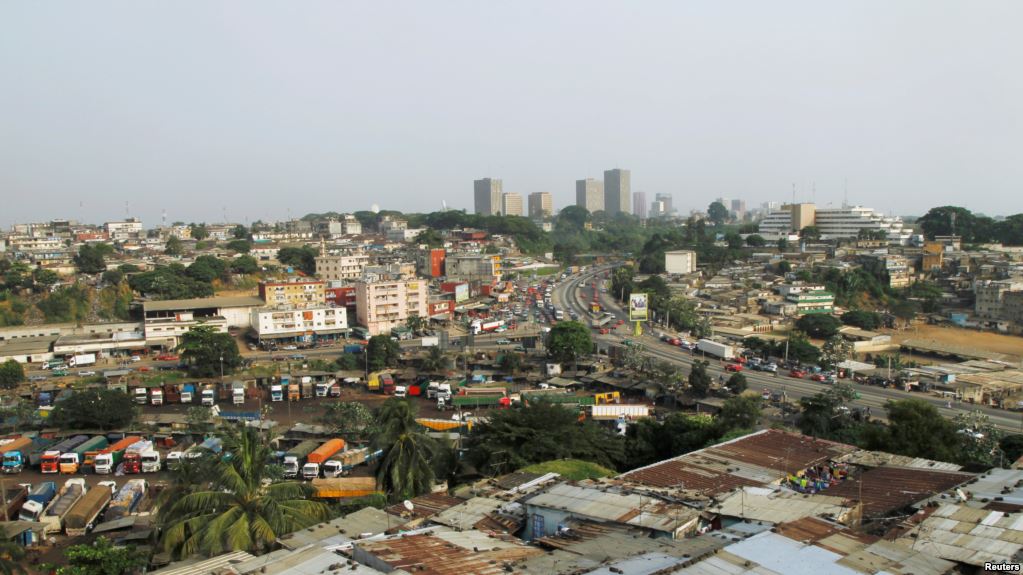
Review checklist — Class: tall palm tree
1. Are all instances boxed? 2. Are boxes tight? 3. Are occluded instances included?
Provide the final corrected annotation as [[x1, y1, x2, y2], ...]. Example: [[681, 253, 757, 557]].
[[159, 428, 328, 558], [0, 542, 26, 575], [374, 398, 439, 501], [419, 346, 447, 373]]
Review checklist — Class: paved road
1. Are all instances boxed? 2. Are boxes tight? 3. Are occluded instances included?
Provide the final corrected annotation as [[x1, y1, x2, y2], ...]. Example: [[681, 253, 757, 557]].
[[553, 265, 1023, 434]]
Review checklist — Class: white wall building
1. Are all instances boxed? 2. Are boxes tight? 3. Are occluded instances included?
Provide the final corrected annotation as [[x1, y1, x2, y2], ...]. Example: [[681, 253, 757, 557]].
[[315, 253, 370, 281], [104, 218, 143, 241], [664, 250, 696, 275], [758, 204, 912, 245], [355, 279, 428, 336], [249, 305, 348, 342]]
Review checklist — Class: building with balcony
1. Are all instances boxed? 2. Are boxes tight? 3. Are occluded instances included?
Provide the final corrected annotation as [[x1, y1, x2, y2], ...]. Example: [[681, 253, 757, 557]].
[[354, 279, 428, 336], [258, 279, 326, 307], [785, 290, 835, 315], [758, 204, 912, 245], [315, 253, 370, 281], [249, 305, 349, 343]]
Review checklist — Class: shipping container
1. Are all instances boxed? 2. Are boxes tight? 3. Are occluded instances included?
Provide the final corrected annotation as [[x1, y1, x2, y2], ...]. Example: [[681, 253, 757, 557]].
[[65, 484, 113, 536], [104, 479, 147, 522]]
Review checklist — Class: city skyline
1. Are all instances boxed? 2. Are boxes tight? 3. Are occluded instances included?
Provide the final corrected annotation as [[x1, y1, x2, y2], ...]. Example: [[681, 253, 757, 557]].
[[3, 2, 1021, 226]]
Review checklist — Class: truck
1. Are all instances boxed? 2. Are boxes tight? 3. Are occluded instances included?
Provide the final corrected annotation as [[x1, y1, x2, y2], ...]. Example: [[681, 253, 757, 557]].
[[105, 479, 146, 522], [310, 477, 380, 500], [590, 404, 651, 421], [394, 385, 407, 398], [0, 437, 33, 474], [40, 435, 89, 474], [39, 478, 86, 534], [232, 382, 245, 405], [302, 438, 345, 480], [151, 388, 164, 406], [180, 383, 195, 404], [381, 374, 395, 395], [140, 450, 161, 473], [696, 339, 735, 360], [65, 483, 113, 536], [270, 383, 283, 402], [43, 359, 66, 370], [122, 440, 154, 474], [282, 440, 320, 479], [163, 384, 181, 403], [321, 447, 373, 477], [300, 378, 313, 399], [94, 436, 143, 474], [314, 380, 334, 398], [67, 353, 96, 368], [288, 380, 301, 401], [25, 437, 55, 470], [201, 386, 216, 406], [343, 344, 363, 354], [591, 315, 613, 328], [18, 481, 57, 522], [59, 436, 108, 474], [470, 319, 504, 335], [366, 372, 382, 392], [1, 485, 28, 521], [133, 387, 148, 405]]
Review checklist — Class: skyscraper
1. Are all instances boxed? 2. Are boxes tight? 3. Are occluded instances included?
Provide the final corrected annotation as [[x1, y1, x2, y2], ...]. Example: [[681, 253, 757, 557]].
[[632, 191, 647, 218], [575, 178, 603, 213], [501, 192, 523, 217], [603, 169, 631, 215], [528, 192, 553, 218], [731, 199, 747, 220], [474, 178, 503, 215], [655, 193, 673, 215]]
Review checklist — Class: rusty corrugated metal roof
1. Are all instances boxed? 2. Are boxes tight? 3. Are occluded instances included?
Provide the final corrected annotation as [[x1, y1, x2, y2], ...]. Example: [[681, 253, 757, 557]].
[[825, 466, 973, 517], [355, 530, 542, 575], [384, 492, 464, 520]]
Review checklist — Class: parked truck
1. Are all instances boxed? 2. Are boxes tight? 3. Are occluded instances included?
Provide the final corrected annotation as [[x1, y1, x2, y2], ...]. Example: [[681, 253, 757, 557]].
[[18, 481, 57, 521], [39, 478, 86, 534], [180, 383, 195, 404], [366, 372, 382, 392], [94, 436, 142, 474], [282, 440, 320, 479], [25, 437, 55, 471], [59, 436, 108, 474], [65, 483, 113, 536], [302, 438, 345, 479], [287, 380, 300, 401], [0, 437, 33, 475], [163, 384, 181, 403], [201, 386, 216, 406], [232, 382, 245, 405], [40, 435, 89, 474], [696, 339, 735, 360], [122, 440, 154, 474], [310, 477, 380, 500], [381, 373, 395, 395], [132, 387, 148, 405], [68, 353, 96, 368], [151, 388, 164, 406], [321, 447, 372, 477], [270, 383, 283, 402], [104, 479, 147, 522]]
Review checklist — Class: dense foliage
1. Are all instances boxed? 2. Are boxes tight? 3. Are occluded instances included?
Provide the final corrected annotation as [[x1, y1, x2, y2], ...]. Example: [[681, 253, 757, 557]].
[[546, 320, 592, 363], [176, 324, 243, 377], [50, 389, 137, 430], [366, 335, 400, 371], [0, 359, 25, 389]]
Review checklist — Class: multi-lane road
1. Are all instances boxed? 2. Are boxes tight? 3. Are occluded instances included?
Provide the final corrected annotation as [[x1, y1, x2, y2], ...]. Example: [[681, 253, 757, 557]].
[[552, 265, 1023, 434]]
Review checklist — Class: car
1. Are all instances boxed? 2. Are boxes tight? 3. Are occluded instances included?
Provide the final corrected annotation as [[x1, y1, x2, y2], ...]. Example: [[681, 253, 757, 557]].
[[599, 328, 610, 334], [761, 363, 778, 373], [156, 354, 179, 361], [810, 373, 826, 382], [789, 369, 806, 378], [130, 355, 142, 362], [137, 366, 151, 372], [77, 370, 97, 377], [282, 345, 298, 351], [51, 370, 69, 377], [725, 363, 743, 372], [290, 354, 306, 360], [29, 375, 47, 382], [495, 338, 512, 345]]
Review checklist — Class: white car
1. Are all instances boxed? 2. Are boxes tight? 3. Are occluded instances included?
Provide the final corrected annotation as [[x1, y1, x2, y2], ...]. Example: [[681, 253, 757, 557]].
[[130, 355, 142, 362], [77, 371, 96, 377]]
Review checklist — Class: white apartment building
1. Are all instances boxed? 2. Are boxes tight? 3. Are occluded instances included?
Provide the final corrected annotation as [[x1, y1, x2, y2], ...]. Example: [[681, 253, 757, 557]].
[[758, 204, 912, 245], [249, 305, 348, 343], [341, 215, 362, 235], [387, 228, 425, 242], [355, 279, 428, 336], [315, 253, 370, 281], [105, 218, 143, 241], [664, 250, 697, 275]]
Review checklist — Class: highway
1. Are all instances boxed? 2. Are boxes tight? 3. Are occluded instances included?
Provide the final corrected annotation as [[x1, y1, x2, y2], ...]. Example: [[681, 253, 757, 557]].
[[552, 265, 1023, 434]]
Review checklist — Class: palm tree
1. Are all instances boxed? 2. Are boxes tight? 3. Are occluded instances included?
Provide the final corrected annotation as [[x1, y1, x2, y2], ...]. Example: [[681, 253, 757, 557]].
[[0, 542, 26, 575], [156, 454, 215, 510], [419, 346, 447, 373], [374, 398, 438, 501], [159, 428, 328, 558]]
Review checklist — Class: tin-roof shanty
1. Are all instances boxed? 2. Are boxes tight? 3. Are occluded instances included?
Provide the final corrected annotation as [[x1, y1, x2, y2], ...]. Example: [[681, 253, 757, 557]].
[[352, 528, 543, 575], [824, 466, 973, 517], [896, 503, 1023, 567]]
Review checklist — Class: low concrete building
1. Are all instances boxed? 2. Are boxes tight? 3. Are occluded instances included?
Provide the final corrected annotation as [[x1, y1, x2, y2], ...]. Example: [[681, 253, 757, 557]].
[[258, 278, 326, 307], [142, 296, 265, 348], [249, 305, 349, 344], [665, 250, 697, 275]]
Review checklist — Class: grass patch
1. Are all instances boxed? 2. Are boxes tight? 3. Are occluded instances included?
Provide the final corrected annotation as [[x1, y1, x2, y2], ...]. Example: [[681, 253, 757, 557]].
[[521, 459, 615, 481]]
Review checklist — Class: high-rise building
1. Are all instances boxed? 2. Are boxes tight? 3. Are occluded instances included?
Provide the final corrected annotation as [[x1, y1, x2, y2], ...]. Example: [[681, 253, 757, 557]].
[[575, 179, 603, 213], [528, 192, 553, 218], [655, 193, 673, 216], [501, 192, 524, 217], [731, 199, 747, 220], [474, 178, 503, 215], [354, 279, 428, 336], [603, 169, 631, 215], [632, 191, 647, 218]]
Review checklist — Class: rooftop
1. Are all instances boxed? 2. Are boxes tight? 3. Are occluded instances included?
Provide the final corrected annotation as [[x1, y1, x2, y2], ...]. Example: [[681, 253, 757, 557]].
[[142, 295, 266, 313], [523, 482, 701, 536], [897, 503, 1023, 567], [353, 528, 543, 575], [824, 466, 973, 517]]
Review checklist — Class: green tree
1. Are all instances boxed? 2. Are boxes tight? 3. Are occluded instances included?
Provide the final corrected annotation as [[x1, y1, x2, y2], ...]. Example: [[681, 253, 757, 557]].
[[819, 335, 853, 370], [276, 246, 318, 275], [917, 206, 976, 240], [795, 314, 842, 338], [414, 228, 445, 248], [724, 232, 744, 249], [32, 268, 60, 292], [165, 235, 184, 256], [726, 372, 747, 394], [232, 224, 251, 240], [498, 352, 523, 374], [186, 406, 214, 435], [74, 244, 110, 274], [719, 394, 761, 430], [0, 359, 25, 390], [366, 335, 400, 371], [100, 269, 123, 285], [419, 346, 447, 373], [373, 398, 439, 501], [799, 226, 821, 241], [745, 234, 766, 247], [546, 321, 592, 364], [707, 201, 729, 226], [556, 205, 590, 231], [624, 413, 719, 469], [688, 360, 712, 398], [405, 314, 428, 335], [890, 299, 918, 327], [50, 537, 146, 575], [841, 310, 882, 330], [50, 389, 137, 430], [863, 399, 961, 463], [1000, 434, 1023, 465], [318, 401, 375, 441], [189, 223, 210, 241], [0, 541, 26, 575], [466, 401, 625, 475], [777, 260, 792, 274], [952, 410, 1002, 470], [225, 239, 251, 253], [159, 427, 328, 558], [176, 324, 243, 377], [798, 383, 858, 439], [777, 237, 789, 251], [230, 255, 260, 274], [187, 255, 229, 283]]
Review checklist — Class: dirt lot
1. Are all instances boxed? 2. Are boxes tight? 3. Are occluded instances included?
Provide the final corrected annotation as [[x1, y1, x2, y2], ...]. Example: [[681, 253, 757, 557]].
[[883, 323, 1023, 361]]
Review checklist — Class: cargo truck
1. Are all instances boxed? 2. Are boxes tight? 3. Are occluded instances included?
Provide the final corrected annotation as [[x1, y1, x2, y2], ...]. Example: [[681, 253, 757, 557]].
[[133, 387, 148, 405], [122, 440, 154, 474], [321, 447, 372, 477], [282, 440, 320, 479], [163, 384, 181, 403], [201, 386, 216, 406], [270, 383, 283, 402], [696, 339, 735, 360], [1, 485, 28, 521], [232, 382, 245, 405], [40, 435, 89, 474], [180, 383, 195, 404], [65, 483, 113, 536], [59, 436, 108, 474], [314, 380, 332, 398], [67, 353, 96, 368], [25, 438, 55, 470], [18, 481, 57, 521], [310, 477, 380, 500], [140, 450, 161, 473], [151, 388, 164, 406], [39, 478, 86, 534], [366, 372, 382, 392], [288, 381, 300, 401], [105, 479, 147, 522], [302, 438, 345, 479], [0, 437, 33, 474], [93, 436, 143, 474], [381, 374, 395, 395]]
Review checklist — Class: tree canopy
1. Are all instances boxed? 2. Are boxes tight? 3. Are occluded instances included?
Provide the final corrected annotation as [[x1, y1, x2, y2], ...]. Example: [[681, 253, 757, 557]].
[[366, 335, 400, 371], [176, 324, 242, 377], [0, 359, 25, 390], [546, 321, 592, 364], [795, 314, 842, 338], [50, 389, 137, 430]]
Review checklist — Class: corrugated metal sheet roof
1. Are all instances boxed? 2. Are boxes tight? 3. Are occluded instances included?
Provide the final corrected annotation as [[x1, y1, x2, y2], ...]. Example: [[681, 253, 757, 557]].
[[524, 483, 699, 535], [277, 507, 395, 550], [384, 492, 463, 520], [836, 450, 964, 472], [354, 529, 543, 575], [824, 466, 973, 517], [431, 497, 506, 531], [710, 487, 855, 524], [898, 503, 1023, 567], [149, 551, 255, 575]]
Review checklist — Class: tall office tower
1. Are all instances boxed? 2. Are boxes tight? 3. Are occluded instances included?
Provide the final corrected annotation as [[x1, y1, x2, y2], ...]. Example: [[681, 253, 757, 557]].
[[655, 193, 673, 215], [501, 192, 524, 217], [603, 169, 631, 215], [731, 199, 747, 219], [528, 192, 553, 218], [575, 178, 604, 213], [632, 191, 647, 218], [474, 178, 503, 215]]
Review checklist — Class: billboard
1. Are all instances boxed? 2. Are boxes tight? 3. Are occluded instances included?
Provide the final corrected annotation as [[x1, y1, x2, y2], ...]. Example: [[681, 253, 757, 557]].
[[454, 283, 469, 303], [629, 293, 648, 322]]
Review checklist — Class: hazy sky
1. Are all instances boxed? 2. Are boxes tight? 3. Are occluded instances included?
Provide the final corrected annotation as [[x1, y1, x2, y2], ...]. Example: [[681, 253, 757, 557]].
[[2, 1, 1021, 227]]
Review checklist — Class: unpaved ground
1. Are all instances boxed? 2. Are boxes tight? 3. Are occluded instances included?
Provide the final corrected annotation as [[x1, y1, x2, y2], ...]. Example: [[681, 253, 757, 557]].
[[883, 323, 1023, 360]]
